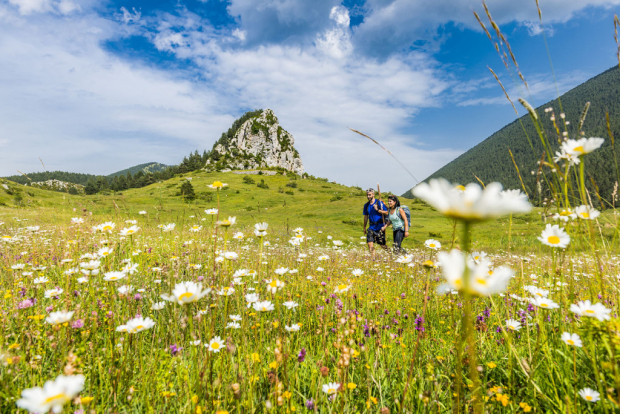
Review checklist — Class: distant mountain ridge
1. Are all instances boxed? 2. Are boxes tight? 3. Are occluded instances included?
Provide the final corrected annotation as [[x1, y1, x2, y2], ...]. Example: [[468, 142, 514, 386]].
[[402, 66, 620, 202], [107, 162, 169, 178], [4, 162, 169, 186]]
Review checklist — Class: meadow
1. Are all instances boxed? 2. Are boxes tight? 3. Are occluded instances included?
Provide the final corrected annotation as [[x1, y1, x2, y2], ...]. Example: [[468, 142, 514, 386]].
[[1, 155, 619, 413]]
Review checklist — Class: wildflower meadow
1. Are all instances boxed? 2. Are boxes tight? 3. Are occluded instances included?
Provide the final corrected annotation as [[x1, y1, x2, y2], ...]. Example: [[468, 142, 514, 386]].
[[1, 133, 620, 414]]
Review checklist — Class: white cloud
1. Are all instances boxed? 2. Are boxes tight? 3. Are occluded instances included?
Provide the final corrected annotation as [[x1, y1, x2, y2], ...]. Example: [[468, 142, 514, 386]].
[[353, 0, 620, 55], [329, 5, 350, 27], [6, 0, 81, 15], [0, 9, 233, 176], [227, 0, 341, 46], [456, 71, 587, 109], [119, 6, 140, 25]]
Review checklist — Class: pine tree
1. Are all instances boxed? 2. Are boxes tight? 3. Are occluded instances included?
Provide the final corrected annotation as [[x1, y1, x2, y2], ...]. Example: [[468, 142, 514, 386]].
[[179, 180, 195, 201]]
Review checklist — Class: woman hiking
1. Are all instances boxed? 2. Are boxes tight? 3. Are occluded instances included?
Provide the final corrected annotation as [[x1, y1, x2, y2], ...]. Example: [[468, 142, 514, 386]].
[[381, 195, 409, 254]]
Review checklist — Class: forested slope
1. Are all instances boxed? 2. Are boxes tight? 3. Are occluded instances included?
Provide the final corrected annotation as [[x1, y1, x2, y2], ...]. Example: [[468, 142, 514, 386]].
[[403, 66, 620, 204]]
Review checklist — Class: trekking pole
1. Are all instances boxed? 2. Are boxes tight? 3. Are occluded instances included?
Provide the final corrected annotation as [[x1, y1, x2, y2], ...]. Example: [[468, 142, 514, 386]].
[[377, 183, 385, 224]]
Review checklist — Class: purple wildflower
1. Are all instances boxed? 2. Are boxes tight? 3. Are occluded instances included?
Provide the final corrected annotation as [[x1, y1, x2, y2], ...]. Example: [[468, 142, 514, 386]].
[[298, 348, 306, 363], [414, 315, 425, 332], [17, 298, 35, 309], [71, 319, 84, 329], [170, 344, 182, 356]]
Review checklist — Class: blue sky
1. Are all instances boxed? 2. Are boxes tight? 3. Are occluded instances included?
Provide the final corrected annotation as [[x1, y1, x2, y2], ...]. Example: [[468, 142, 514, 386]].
[[1, 0, 620, 194]]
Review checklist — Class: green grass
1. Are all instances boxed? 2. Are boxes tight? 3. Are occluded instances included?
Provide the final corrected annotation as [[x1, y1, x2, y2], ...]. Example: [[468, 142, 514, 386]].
[[4, 171, 610, 253], [1, 171, 620, 413]]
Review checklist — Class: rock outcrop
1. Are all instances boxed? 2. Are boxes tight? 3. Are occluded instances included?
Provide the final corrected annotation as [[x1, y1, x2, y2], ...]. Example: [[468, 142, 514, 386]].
[[205, 109, 304, 174]]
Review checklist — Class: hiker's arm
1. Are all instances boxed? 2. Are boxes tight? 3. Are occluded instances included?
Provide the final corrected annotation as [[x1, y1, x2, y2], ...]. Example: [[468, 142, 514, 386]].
[[400, 208, 409, 236], [381, 220, 391, 232], [363, 215, 368, 234], [375, 202, 388, 215]]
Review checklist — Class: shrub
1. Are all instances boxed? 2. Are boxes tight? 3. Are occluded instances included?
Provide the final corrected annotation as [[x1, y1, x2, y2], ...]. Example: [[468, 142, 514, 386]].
[[257, 179, 269, 189], [243, 176, 255, 184], [286, 181, 297, 188], [330, 195, 343, 202]]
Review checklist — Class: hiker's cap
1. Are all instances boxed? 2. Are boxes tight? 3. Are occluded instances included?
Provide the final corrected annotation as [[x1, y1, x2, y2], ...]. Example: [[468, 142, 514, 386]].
[[366, 188, 375, 193]]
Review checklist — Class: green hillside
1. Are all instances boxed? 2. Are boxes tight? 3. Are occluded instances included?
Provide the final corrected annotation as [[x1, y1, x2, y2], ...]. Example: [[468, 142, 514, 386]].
[[0, 170, 565, 252], [3, 171, 98, 186], [107, 162, 169, 178], [403, 66, 620, 203]]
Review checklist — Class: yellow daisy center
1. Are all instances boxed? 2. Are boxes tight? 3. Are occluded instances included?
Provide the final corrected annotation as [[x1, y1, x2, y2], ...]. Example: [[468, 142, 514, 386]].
[[44, 393, 67, 404], [567, 339, 574, 345], [429, 244, 435, 248], [585, 309, 595, 314], [179, 292, 194, 301], [135, 325, 144, 331], [475, 278, 487, 285], [328, 388, 335, 394], [338, 284, 348, 290], [455, 185, 465, 191], [573, 146, 584, 154], [540, 303, 548, 307], [580, 212, 589, 218], [547, 236, 560, 244], [586, 396, 592, 401], [211, 342, 220, 349]]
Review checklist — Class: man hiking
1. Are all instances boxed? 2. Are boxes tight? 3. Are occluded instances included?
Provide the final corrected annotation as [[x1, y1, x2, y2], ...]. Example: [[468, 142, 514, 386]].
[[363, 188, 388, 259]]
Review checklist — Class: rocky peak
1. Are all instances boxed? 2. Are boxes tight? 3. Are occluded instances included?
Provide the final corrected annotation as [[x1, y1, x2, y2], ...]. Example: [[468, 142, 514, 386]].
[[205, 109, 304, 174]]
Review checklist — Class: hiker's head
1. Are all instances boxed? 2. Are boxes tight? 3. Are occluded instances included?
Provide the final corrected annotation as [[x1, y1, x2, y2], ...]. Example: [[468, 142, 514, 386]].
[[388, 195, 400, 208], [366, 188, 375, 200]]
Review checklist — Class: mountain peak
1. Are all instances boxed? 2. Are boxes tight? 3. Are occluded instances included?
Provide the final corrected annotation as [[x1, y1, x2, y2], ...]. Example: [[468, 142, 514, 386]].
[[205, 109, 304, 174]]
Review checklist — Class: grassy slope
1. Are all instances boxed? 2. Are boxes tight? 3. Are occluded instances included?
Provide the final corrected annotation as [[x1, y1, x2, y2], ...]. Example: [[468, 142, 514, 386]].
[[2, 171, 615, 252]]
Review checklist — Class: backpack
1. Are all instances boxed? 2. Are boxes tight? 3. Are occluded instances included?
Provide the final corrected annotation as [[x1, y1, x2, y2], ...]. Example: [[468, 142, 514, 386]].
[[400, 206, 411, 227]]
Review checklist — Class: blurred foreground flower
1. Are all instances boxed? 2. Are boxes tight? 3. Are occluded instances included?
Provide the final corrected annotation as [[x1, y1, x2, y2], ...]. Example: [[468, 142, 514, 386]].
[[561, 137, 604, 156], [16, 374, 84, 413], [570, 300, 611, 321], [436, 250, 513, 296], [412, 179, 531, 222]]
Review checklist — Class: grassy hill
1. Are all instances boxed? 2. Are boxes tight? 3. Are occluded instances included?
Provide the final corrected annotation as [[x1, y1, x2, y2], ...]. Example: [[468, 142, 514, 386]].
[[107, 162, 169, 178], [403, 66, 620, 203], [0, 170, 565, 252]]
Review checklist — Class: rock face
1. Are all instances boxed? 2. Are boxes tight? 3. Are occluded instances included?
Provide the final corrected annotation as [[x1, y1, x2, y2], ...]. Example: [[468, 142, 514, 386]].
[[205, 109, 304, 174]]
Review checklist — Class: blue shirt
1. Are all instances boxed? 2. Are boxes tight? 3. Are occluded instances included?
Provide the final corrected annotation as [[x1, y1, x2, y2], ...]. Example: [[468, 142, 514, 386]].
[[363, 199, 387, 231]]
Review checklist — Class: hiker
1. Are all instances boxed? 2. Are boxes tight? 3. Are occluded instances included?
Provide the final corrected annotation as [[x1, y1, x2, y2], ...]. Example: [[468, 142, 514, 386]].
[[362, 188, 388, 259], [381, 195, 409, 255]]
